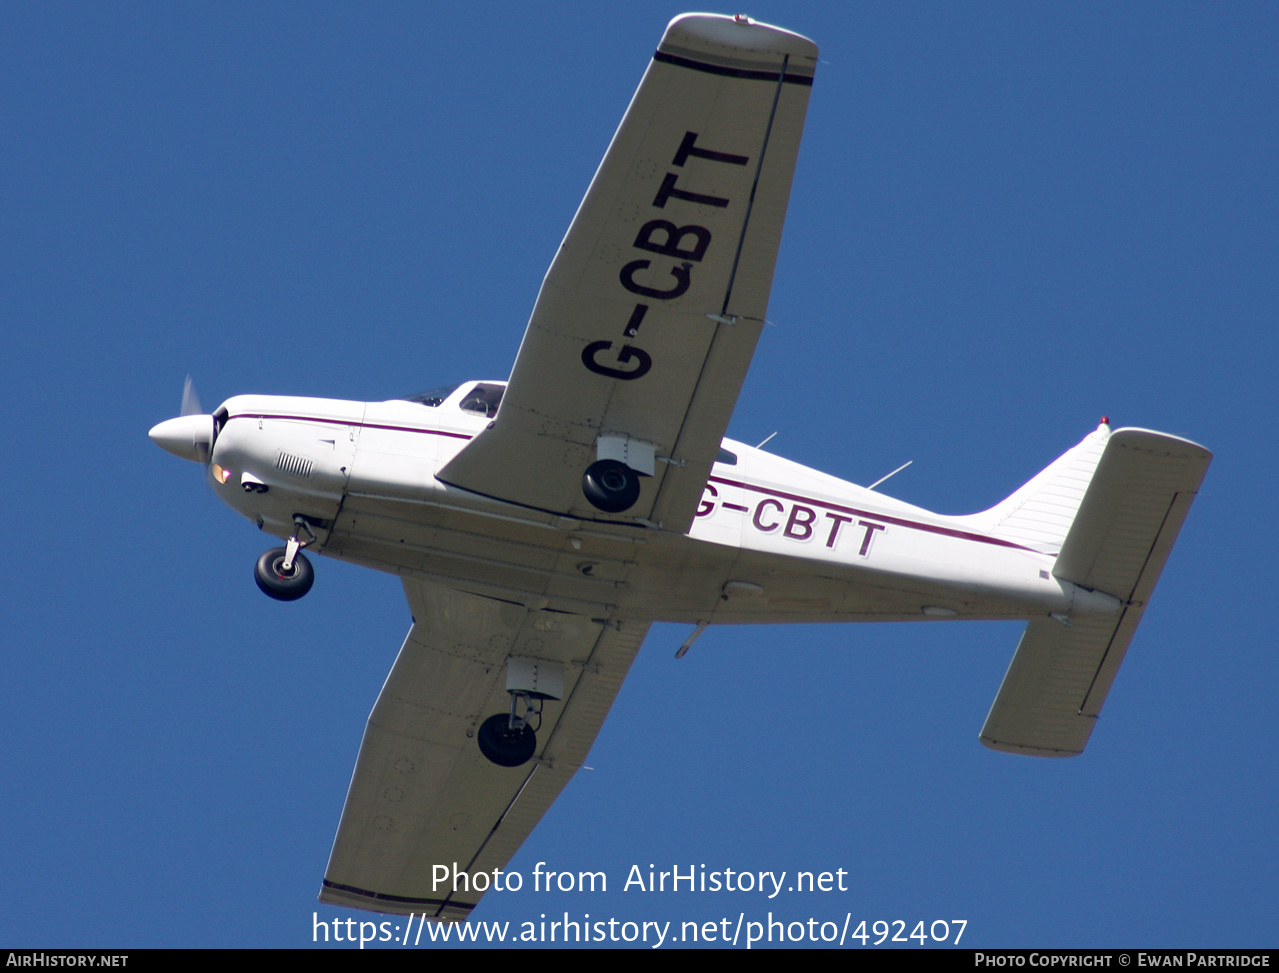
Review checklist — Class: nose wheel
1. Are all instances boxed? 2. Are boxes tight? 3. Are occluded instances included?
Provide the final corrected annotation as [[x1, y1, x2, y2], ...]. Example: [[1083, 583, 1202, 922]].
[[254, 548, 314, 600], [253, 516, 317, 601]]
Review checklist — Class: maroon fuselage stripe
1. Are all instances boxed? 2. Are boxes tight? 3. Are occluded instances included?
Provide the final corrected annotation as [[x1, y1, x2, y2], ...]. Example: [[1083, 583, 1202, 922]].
[[707, 475, 1044, 553], [226, 413, 474, 440]]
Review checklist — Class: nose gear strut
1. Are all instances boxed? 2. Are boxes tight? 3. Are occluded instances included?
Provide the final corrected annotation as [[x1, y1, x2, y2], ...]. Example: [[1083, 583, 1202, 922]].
[[281, 516, 317, 574]]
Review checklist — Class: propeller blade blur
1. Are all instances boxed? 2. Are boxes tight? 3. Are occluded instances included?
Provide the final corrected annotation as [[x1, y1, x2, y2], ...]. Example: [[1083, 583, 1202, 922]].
[[180, 375, 203, 417]]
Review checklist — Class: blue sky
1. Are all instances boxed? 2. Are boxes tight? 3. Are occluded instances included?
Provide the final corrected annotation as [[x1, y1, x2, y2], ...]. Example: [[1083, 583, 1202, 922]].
[[3, 1, 1276, 948]]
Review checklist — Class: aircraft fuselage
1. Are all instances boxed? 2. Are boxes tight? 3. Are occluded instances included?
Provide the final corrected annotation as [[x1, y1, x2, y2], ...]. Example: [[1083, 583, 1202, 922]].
[[207, 384, 1116, 629]]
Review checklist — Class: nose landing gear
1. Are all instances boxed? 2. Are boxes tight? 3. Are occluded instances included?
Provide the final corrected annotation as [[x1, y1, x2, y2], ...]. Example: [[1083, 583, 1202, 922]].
[[253, 516, 317, 601]]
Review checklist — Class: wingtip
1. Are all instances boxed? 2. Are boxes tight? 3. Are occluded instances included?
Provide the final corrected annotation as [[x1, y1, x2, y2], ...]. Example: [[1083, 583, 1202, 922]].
[[663, 12, 819, 61]]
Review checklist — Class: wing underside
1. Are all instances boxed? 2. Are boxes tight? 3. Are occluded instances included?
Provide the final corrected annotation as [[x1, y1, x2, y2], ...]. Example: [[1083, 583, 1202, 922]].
[[439, 15, 818, 532], [320, 579, 650, 917]]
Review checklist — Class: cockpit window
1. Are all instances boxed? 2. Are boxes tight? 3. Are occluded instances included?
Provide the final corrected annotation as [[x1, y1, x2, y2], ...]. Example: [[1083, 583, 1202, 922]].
[[402, 385, 460, 407], [459, 383, 506, 418], [716, 447, 738, 466]]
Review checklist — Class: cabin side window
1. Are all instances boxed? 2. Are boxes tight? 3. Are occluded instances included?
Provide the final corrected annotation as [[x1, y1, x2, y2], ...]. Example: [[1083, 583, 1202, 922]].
[[459, 383, 506, 418]]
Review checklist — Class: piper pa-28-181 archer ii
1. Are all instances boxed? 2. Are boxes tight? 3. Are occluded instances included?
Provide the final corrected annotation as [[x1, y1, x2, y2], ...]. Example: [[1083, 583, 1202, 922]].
[[149, 14, 1211, 920]]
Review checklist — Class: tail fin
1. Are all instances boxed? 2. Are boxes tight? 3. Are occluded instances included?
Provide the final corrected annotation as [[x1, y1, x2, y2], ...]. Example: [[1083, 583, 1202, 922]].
[[964, 422, 1112, 553], [980, 428, 1212, 756]]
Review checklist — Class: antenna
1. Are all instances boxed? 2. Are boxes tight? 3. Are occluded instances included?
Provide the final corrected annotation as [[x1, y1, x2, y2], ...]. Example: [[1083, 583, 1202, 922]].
[[755, 431, 778, 449], [867, 460, 912, 492]]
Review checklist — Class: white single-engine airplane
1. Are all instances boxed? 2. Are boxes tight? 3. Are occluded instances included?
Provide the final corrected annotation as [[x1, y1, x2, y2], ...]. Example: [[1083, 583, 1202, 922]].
[[150, 15, 1210, 920]]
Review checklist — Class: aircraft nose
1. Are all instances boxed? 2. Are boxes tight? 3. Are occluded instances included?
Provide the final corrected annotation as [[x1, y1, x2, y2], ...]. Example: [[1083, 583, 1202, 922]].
[[149, 414, 215, 463]]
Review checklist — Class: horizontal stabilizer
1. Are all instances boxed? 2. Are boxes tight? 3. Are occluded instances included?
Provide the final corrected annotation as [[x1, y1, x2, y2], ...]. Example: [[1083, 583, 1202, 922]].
[[981, 429, 1211, 756]]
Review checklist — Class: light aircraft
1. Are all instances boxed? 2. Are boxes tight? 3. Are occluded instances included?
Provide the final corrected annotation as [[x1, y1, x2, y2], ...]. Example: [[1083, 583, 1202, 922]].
[[149, 14, 1211, 920]]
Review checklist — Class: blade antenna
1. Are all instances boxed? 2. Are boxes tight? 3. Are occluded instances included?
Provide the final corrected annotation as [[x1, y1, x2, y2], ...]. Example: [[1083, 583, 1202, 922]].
[[867, 460, 912, 492]]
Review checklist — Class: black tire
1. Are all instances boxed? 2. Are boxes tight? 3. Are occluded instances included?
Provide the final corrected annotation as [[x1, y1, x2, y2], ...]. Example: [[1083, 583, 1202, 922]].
[[582, 459, 640, 513], [254, 548, 314, 601], [477, 713, 537, 767]]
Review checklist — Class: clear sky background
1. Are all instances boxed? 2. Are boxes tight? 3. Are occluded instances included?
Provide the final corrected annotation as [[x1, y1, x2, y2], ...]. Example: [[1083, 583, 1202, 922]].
[[3, 1, 1276, 949]]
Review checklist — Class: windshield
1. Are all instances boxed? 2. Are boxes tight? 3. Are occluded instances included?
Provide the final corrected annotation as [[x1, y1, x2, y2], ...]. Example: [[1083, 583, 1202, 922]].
[[400, 385, 460, 407]]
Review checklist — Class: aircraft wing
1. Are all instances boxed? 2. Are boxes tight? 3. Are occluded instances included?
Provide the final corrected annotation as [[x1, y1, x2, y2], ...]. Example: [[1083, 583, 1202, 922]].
[[320, 578, 650, 918], [438, 14, 817, 533]]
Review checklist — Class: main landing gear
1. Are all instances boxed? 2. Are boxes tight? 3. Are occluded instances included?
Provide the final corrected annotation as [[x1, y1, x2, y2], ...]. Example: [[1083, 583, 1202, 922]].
[[477, 658, 564, 768], [477, 694, 541, 768], [582, 459, 640, 513], [254, 516, 317, 601]]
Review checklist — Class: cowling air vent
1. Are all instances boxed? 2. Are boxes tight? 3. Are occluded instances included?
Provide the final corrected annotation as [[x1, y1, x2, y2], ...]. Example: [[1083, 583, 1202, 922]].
[[275, 451, 314, 479]]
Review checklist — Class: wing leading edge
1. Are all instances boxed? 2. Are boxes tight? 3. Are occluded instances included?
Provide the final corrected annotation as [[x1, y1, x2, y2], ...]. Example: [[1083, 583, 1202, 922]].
[[320, 579, 650, 918], [439, 14, 818, 532]]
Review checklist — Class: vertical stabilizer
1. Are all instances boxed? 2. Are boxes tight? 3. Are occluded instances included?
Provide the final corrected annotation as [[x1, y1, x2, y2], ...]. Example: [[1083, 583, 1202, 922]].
[[966, 422, 1112, 553]]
